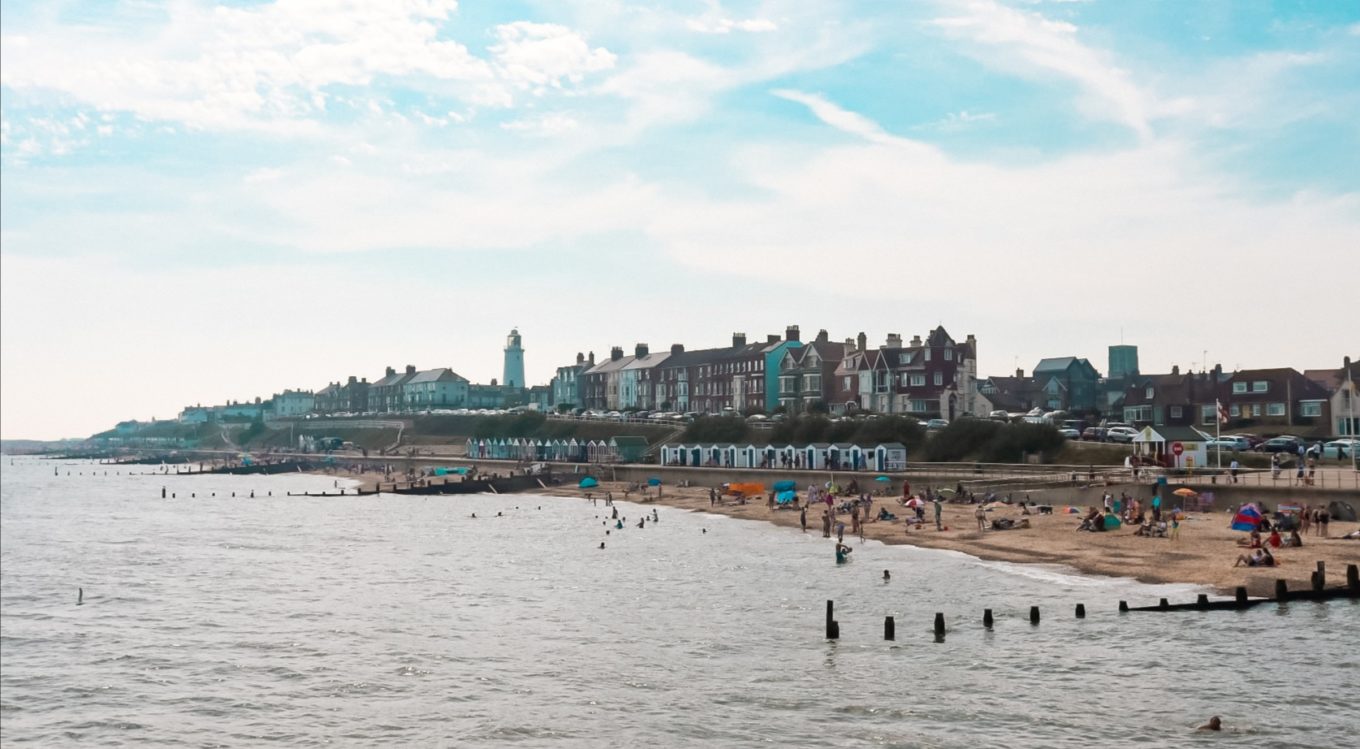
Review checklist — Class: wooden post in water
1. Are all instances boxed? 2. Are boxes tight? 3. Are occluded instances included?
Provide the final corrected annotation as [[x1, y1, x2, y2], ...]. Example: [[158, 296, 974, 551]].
[[1196, 594, 1209, 609], [1275, 579, 1289, 602], [1314, 561, 1326, 592], [934, 612, 945, 636], [1158, 598, 1169, 611], [1075, 603, 1086, 618], [1348, 564, 1359, 594], [983, 609, 994, 628], [826, 600, 838, 640], [1029, 606, 1040, 625], [1235, 587, 1248, 606], [1118, 600, 1128, 613], [884, 616, 895, 641]]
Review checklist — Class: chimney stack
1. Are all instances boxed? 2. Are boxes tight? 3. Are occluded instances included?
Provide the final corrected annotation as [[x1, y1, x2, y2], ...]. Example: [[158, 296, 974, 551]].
[[886, 333, 903, 348], [588, 351, 595, 366], [767, 334, 780, 344], [732, 332, 747, 347], [785, 325, 801, 343], [910, 335, 922, 347], [611, 346, 624, 361], [671, 343, 685, 355], [1016, 368, 1024, 378], [635, 343, 649, 358], [1172, 364, 1180, 375], [857, 332, 867, 352], [347, 376, 356, 385], [576, 352, 584, 364], [386, 366, 395, 377], [816, 329, 829, 343]]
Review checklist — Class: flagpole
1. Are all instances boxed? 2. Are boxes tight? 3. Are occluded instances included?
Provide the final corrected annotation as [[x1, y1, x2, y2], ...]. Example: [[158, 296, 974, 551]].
[[1216, 399, 1222, 470]]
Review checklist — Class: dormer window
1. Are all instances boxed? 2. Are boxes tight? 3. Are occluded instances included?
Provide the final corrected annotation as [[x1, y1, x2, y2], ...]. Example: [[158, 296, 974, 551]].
[[1252, 381, 1268, 392], [924, 349, 932, 362], [1145, 387, 1154, 398], [944, 348, 952, 361]]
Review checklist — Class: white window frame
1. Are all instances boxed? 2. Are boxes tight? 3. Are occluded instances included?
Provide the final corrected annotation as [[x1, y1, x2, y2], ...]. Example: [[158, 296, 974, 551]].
[[934, 372, 943, 386], [1300, 401, 1322, 417], [1170, 406, 1183, 419], [910, 374, 926, 387], [1232, 382, 1247, 394], [1252, 381, 1268, 393], [924, 349, 931, 361], [944, 349, 952, 361], [1267, 402, 1286, 417]]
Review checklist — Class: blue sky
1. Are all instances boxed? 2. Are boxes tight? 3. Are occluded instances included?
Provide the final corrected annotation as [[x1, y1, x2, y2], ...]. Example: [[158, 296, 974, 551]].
[[2, 0, 1357, 439]]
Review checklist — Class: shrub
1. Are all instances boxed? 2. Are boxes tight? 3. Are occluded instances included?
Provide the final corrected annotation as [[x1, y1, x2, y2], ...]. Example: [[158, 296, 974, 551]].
[[683, 416, 749, 443]]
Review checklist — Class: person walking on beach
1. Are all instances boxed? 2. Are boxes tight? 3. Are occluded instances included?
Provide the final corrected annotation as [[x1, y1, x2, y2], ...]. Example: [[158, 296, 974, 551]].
[[836, 520, 846, 543], [800, 506, 807, 533], [974, 504, 987, 532], [1229, 458, 1240, 483], [933, 497, 943, 531], [821, 510, 831, 538]]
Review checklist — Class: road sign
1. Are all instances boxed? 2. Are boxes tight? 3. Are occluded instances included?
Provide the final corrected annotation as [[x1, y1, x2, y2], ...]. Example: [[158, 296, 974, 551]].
[[1171, 442, 1184, 456]]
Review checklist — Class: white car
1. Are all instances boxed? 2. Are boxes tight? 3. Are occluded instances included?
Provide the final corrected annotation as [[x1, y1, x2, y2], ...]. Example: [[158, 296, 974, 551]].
[[1208, 436, 1250, 452], [1058, 428, 1080, 439], [1323, 438, 1358, 460], [1106, 426, 1139, 443]]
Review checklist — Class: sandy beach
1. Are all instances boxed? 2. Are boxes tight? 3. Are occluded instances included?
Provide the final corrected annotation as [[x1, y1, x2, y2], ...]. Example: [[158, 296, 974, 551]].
[[532, 480, 1360, 596]]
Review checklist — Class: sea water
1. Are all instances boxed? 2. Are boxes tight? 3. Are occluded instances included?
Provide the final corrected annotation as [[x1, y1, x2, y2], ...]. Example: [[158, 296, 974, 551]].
[[2, 457, 1356, 747]]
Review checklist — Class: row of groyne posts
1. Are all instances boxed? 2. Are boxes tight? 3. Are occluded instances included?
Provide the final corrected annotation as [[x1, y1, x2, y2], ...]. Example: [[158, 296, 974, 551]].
[[826, 562, 1360, 641]]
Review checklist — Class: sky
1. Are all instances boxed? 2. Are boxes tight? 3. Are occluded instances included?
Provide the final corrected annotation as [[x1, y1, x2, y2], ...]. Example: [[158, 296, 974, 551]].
[[2, 0, 1358, 439]]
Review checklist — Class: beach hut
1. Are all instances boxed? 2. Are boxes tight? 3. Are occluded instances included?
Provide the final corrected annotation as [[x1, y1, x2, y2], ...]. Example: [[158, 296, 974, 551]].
[[609, 436, 650, 463], [737, 444, 761, 469], [874, 443, 907, 472], [1134, 426, 1211, 470], [805, 443, 831, 470], [566, 438, 582, 462]]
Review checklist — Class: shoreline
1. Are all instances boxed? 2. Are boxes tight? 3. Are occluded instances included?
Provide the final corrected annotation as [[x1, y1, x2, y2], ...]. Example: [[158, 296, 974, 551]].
[[526, 480, 1359, 596]]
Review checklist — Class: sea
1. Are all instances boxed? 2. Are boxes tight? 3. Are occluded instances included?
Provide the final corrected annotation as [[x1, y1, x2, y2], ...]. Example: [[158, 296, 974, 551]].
[[1, 457, 1356, 748]]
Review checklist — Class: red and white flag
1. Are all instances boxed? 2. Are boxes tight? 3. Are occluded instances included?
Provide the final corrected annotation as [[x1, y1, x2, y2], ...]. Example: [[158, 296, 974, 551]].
[[1216, 399, 1230, 424]]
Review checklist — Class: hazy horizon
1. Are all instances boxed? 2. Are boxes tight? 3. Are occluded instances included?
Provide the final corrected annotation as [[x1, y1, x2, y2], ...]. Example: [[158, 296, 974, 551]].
[[3, 1, 1358, 440]]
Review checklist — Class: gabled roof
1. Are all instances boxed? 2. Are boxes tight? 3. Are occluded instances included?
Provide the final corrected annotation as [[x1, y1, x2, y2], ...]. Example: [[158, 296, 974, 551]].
[[925, 326, 955, 348], [407, 368, 468, 385], [621, 352, 672, 372], [1034, 357, 1078, 373], [609, 436, 649, 447], [1136, 425, 1212, 442], [371, 370, 407, 388]]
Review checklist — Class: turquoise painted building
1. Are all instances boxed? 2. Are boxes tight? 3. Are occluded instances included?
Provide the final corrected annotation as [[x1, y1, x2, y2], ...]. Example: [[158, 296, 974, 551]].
[[763, 325, 805, 412]]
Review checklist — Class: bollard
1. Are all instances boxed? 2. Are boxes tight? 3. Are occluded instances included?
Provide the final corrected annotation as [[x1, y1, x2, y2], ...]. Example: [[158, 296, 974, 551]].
[[983, 609, 994, 628], [1348, 564, 1359, 594], [884, 616, 895, 641], [934, 612, 945, 636], [1275, 579, 1288, 602], [1315, 561, 1326, 591], [1158, 598, 1169, 611], [826, 601, 838, 640], [1029, 606, 1040, 625], [1075, 603, 1086, 619], [1235, 587, 1248, 606], [1118, 600, 1128, 613]]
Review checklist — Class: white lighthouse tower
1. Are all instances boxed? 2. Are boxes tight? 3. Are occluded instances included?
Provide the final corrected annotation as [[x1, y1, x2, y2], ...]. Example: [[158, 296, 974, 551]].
[[503, 329, 525, 389]]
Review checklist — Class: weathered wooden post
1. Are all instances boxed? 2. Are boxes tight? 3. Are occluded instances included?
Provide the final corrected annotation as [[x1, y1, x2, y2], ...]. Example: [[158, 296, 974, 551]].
[[884, 616, 895, 641], [1275, 579, 1289, 602], [983, 609, 994, 628], [1348, 564, 1359, 594], [1158, 598, 1169, 611], [1075, 603, 1086, 619], [1314, 561, 1326, 592], [1196, 594, 1209, 609], [826, 600, 838, 640], [934, 612, 946, 636], [1118, 600, 1129, 613], [1029, 606, 1040, 625], [1235, 587, 1248, 606]]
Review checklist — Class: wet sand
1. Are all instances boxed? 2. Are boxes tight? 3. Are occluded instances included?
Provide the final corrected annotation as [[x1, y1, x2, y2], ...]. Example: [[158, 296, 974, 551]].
[[537, 481, 1360, 596]]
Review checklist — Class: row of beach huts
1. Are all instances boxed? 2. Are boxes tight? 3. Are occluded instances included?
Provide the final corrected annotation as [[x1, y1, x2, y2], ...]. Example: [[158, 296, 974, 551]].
[[463, 437, 908, 471]]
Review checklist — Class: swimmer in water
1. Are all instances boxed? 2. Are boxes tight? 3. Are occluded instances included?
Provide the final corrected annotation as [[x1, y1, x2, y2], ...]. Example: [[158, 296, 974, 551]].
[[883, 569, 890, 582], [1196, 716, 1221, 732], [599, 542, 605, 549], [835, 543, 852, 563], [471, 513, 477, 518]]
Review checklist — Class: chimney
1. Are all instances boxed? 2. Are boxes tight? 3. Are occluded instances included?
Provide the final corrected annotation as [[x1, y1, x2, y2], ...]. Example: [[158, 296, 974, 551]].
[[405, 365, 416, 375], [576, 352, 584, 364], [845, 338, 855, 348], [1214, 363, 1223, 378], [1016, 368, 1024, 378], [816, 329, 829, 343], [386, 366, 395, 377], [886, 333, 903, 348], [671, 343, 685, 355], [1172, 364, 1180, 375], [611, 346, 624, 361], [635, 343, 649, 358], [732, 332, 746, 347], [857, 332, 867, 352], [361, 377, 367, 383], [491, 378, 498, 386], [588, 351, 596, 366], [785, 325, 801, 342], [347, 376, 356, 385], [910, 334, 922, 347], [767, 334, 780, 344]]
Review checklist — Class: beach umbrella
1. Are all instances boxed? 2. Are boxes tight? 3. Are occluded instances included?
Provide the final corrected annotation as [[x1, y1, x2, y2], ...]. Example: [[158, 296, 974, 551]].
[[1103, 513, 1122, 530], [1231, 504, 1262, 531], [1173, 488, 1198, 497], [875, 476, 891, 482], [773, 480, 797, 492], [647, 477, 662, 486], [904, 497, 923, 509], [578, 476, 599, 489], [776, 490, 797, 505]]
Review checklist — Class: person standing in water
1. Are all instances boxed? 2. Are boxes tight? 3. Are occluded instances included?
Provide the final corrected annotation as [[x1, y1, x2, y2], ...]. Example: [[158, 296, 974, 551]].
[[800, 506, 807, 533]]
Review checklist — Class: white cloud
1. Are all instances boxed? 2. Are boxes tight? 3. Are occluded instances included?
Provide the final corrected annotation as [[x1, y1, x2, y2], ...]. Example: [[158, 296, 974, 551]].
[[500, 113, 581, 136], [686, 17, 778, 34], [491, 22, 616, 93], [930, 0, 1161, 138], [772, 89, 903, 146]]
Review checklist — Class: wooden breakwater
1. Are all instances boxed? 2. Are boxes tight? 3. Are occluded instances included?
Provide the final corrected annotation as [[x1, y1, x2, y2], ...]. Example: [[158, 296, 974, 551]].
[[287, 474, 547, 498]]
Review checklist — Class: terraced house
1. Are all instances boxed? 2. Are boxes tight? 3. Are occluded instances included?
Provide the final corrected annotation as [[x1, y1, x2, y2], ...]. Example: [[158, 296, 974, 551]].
[[1219, 368, 1331, 430], [776, 330, 846, 414], [402, 368, 469, 409], [838, 327, 981, 419]]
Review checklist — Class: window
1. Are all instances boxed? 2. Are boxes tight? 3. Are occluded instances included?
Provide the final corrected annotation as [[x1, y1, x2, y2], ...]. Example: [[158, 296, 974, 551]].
[[843, 376, 852, 390], [804, 374, 821, 392], [1267, 403, 1286, 417], [944, 349, 952, 361], [1232, 382, 1247, 394], [911, 399, 930, 412], [934, 372, 943, 386], [1201, 405, 1217, 425], [1170, 406, 1183, 419], [1252, 381, 1268, 393], [1146, 387, 1154, 398], [1251, 404, 1261, 417], [1300, 401, 1322, 417], [1230, 404, 1240, 416], [911, 374, 926, 387], [924, 349, 931, 361]]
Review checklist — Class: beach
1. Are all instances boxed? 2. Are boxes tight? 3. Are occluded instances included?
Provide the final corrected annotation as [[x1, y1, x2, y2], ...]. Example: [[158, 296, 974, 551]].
[[532, 480, 1360, 596]]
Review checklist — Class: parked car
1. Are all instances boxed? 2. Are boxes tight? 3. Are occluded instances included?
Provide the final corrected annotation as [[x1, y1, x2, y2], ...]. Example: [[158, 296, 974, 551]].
[[1228, 433, 1264, 449], [926, 418, 950, 430], [1058, 428, 1080, 439], [746, 413, 768, 421], [1257, 435, 1304, 453], [1206, 437, 1249, 453], [1106, 426, 1139, 443], [1081, 427, 1107, 442], [1323, 438, 1359, 460]]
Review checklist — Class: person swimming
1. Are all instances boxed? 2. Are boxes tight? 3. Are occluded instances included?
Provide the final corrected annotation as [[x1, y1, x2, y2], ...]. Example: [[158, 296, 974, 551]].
[[882, 569, 891, 582], [599, 542, 605, 549], [615, 520, 623, 529], [1196, 716, 1221, 731], [835, 543, 852, 564]]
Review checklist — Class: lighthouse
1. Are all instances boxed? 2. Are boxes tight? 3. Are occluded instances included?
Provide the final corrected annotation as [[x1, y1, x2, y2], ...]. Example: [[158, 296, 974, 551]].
[[503, 329, 525, 389]]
